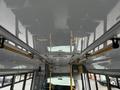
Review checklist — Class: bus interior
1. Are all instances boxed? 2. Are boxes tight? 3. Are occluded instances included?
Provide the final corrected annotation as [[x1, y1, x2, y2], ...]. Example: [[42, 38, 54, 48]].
[[0, 0, 120, 90]]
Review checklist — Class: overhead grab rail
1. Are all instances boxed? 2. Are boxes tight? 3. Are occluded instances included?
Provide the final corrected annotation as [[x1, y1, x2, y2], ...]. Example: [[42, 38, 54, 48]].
[[70, 20, 120, 64], [0, 25, 49, 64]]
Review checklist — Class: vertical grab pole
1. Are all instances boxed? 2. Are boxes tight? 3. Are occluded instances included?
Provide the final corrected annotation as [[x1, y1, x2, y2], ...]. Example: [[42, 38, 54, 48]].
[[86, 72, 91, 90], [116, 77, 120, 87], [10, 75, 15, 90], [106, 75, 111, 90], [93, 73, 98, 90], [49, 33, 52, 53], [49, 66, 52, 90], [22, 73, 27, 90], [30, 72, 35, 90], [81, 74, 84, 90], [70, 65, 73, 90], [79, 65, 84, 90], [70, 31, 73, 53]]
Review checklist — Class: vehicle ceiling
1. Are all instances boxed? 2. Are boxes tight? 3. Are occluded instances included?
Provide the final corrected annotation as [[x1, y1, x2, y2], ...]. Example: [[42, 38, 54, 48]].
[[4, 0, 119, 66]]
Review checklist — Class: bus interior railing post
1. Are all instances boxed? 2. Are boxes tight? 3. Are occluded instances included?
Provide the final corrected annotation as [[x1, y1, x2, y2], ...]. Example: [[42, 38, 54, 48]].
[[106, 75, 111, 90], [93, 73, 98, 90], [81, 73, 84, 90], [86, 72, 91, 90]]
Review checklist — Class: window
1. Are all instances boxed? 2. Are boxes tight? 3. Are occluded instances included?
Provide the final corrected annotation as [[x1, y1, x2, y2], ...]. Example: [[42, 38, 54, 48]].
[[47, 76, 75, 86], [82, 37, 88, 50], [77, 38, 82, 52], [18, 21, 26, 43], [0, 0, 15, 35], [47, 46, 74, 52], [107, 1, 120, 30], [95, 21, 104, 40], [88, 32, 94, 46], [27, 30, 34, 48]]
